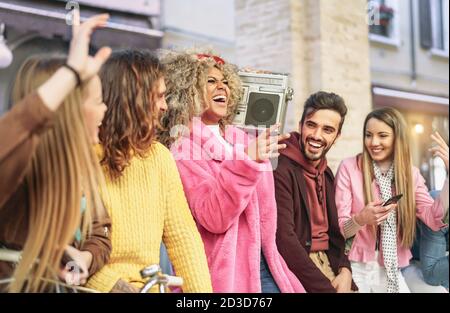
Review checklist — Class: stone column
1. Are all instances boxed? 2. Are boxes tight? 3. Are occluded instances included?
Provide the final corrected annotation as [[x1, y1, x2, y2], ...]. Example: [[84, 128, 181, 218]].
[[235, 0, 373, 171]]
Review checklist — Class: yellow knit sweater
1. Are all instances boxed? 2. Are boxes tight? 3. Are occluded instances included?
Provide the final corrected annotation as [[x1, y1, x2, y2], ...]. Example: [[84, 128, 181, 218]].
[[86, 142, 212, 292]]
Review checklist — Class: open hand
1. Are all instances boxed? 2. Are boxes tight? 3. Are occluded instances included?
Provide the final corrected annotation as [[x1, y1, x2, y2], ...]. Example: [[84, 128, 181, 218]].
[[430, 132, 449, 171], [245, 124, 290, 163], [67, 10, 111, 82], [331, 267, 353, 293]]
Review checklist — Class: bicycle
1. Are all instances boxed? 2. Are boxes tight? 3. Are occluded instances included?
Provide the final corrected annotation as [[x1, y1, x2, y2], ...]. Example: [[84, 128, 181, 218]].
[[1, 248, 183, 293], [139, 264, 183, 293]]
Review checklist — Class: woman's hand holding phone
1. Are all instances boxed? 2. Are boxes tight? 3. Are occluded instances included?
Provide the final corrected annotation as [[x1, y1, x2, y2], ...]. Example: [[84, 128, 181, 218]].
[[354, 200, 398, 226]]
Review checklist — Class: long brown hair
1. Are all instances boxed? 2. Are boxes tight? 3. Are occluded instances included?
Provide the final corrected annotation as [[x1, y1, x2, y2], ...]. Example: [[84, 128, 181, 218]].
[[362, 107, 416, 248], [9, 56, 106, 292], [98, 50, 164, 178]]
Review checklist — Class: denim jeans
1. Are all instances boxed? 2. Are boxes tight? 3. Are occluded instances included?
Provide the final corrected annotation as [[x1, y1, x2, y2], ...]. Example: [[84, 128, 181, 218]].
[[418, 221, 449, 290], [260, 252, 281, 293], [159, 243, 174, 275]]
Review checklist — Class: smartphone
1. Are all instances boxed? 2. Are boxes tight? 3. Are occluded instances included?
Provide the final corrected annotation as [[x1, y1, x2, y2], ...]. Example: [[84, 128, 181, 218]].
[[382, 194, 403, 206]]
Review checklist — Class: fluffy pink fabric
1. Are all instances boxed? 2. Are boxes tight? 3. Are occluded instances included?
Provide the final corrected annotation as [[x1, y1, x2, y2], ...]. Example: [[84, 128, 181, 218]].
[[170, 120, 306, 293]]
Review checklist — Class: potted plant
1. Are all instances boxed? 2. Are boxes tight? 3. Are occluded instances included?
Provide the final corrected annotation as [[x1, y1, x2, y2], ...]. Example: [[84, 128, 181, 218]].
[[370, 3, 394, 36], [379, 4, 394, 26]]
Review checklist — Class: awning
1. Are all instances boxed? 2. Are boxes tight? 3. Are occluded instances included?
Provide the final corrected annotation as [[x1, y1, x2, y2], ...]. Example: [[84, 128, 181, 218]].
[[372, 86, 449, 115], [0, 0, 163, 50]]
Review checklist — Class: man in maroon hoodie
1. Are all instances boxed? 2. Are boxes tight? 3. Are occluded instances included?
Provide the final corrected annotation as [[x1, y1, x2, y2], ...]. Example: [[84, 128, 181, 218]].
[[274, 91, 357, 293]]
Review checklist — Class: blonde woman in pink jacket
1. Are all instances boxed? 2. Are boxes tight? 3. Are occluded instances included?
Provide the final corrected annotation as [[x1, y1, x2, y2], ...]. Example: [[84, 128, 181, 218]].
[[158, 51, 306, 293], [335, 107, 448, 293]]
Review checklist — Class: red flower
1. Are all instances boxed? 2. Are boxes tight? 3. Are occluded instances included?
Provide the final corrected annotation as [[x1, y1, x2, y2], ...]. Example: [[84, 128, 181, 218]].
[[379, 4, 394, 14], [378, 3, 394, 26]]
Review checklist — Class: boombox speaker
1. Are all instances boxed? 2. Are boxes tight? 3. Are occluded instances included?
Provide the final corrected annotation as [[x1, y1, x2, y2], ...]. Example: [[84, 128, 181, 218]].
[[233, 72, 293, 132]]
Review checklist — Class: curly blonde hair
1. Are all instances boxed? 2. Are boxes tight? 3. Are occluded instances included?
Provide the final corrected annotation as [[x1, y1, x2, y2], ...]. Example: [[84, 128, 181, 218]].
[[158, 50, 242, 147]]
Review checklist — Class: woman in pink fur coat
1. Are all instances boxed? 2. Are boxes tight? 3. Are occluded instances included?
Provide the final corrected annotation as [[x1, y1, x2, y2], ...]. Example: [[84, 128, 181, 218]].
[[158, 51, 306, 293]]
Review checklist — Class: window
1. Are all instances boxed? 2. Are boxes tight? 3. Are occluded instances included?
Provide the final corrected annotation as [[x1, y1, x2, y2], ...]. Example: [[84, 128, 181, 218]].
[[368, 0, 400, 46], [430, 0, 449, 53]]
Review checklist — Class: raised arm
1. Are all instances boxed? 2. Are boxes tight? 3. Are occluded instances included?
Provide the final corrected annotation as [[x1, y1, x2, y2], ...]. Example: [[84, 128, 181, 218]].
[[0, 13, 111, 209], [175, 124, 289, 234], [176, 153, 262, 234], [38, 11, 111, 111]]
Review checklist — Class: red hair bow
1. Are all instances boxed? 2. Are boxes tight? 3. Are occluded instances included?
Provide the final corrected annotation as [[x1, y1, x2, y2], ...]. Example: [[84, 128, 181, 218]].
[[196, 54, 225, 65]]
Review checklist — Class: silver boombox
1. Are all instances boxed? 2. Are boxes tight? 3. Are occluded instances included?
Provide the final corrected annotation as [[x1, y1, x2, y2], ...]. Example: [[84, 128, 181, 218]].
[[233, 72, 293, 132]]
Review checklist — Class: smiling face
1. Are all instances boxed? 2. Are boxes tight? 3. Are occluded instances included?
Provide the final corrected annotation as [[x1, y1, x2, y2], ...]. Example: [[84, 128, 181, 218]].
[[364, 117, 395, 164], [82, 75, 107, 144], [300, 109, 342, 166], [201, 66, 230, 125]]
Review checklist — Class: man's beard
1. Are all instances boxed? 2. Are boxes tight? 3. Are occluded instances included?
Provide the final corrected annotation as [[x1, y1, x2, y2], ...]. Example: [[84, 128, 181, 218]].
[[153, 111, 164, 128], [300, 137, 332, 162]]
